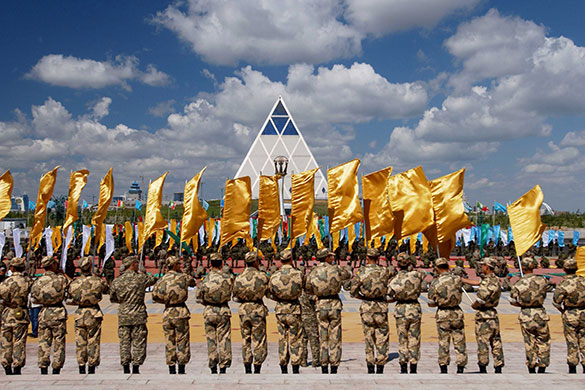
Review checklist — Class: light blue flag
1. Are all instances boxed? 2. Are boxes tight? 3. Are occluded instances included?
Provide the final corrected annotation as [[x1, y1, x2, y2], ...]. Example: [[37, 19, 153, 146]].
[[494, 201, 507, 213], [487, 227, 494, 242], [508, 226, 513, 242], [82, 200, 88, 209], [470, 226, 478, 242], [558, 231, 565, 247], [548, 230, 556, 246], [573, 231, 580, 246], [135, 200, 142, 211], [463, 201, 472, 212], [47, 200, 56, 209], [201, 199, 209, 211], [29, 201, 36, 210], [417, 232, 423, 242], [220, 199, 224, 208], [535, 240, 540, 248], [324, 216, 329, 236], [354, 223, 361, 239], [493, 225, 501, 244]]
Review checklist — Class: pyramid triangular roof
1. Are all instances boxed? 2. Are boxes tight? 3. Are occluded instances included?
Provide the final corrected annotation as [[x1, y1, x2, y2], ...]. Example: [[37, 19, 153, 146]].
[[234, 96, 327, 199]]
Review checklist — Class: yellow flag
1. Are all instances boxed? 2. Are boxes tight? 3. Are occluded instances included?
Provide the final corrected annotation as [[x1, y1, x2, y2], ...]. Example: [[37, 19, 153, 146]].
[[181, 167, 208, 244], [328, 159, 363, 233], [142, 172, 168, 249], [362, 166, 393, 241], [91, 167, 114, 245], [258, 175, 282, 241], [347, 222, 356, 247], [575, 247, 585, 276], [409, 234, 418, 254], [154, 230, 163, 250], [63, 169, 89, 233], [428, 169, 469, 243], [0, 170, 13, 222], [374, 236, 381, 250], [168, 219, 177, 250], [305, 214, 322, 247], [124, 221, 133, 253], [332, 231, 340, 252], [30, 166, 59, 250], [387, 166, 433, 241], [291, 168, 319, 240], [220, 177, 252, 247], [137, 221, 145, 252], [51, 226, 62, 252], [207, 218, 216, 247], [508, 185, 547, 257], [97, 223, 106, 253]]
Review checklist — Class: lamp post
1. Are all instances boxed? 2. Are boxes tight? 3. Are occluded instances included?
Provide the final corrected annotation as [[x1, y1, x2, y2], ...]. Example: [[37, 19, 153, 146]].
[[274, 156, 288, 234]]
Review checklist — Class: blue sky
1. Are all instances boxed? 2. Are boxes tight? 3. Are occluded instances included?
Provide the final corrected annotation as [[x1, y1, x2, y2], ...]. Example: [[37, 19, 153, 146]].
[[1, 0, 585, 211]]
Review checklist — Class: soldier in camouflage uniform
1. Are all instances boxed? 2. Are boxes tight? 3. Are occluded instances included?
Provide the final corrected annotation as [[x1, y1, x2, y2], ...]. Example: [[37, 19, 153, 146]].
[[31, 256, 70, 375], [387, 252, 427, 374], [462, 257, 504, 373], [350, 247, 392, 374], [510, 257, 550, 373], [0, 257, 31, 375], [102, 256, 116, 287], [233, 252, 269, 374], [109, 256, 157, 374], [306, 248, 351, 374], [428, 257, 467, 374], [552, 259, 585, 373], [152, 255, 196, 374], [267, 249, 304, 374], [68, 256, 108, 374], [300, 265, 320, 368], [196, 253, 233, 374]]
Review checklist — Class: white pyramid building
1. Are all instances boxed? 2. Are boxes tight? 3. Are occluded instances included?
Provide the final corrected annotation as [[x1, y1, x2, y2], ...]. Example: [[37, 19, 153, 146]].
[[235, 96, 327, 199]]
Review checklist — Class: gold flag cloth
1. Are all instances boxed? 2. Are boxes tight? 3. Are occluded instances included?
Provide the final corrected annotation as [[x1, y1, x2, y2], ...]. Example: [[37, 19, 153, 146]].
[[30, 166, 59, 250], [0, 170, 14, 221], [181, 167, 208, 244], [51, 226, 62, 252], [63, 169, 90, 232], [142, 172, 169, 249], [347, 223, 356, 247], [137, 221, 144, 252], [91, 167, 114, 244], [154, 230, 163, 250], [575, 247, 585, 276], [220, 177, 252, 247], [362, 166, 393, 241], [124, 221, 133, 253], [328, 159, 363, 233], [291, 168, 319, 240], [423, 223, 457, 258], [207, 218, 216, 247], [429, 168, 469, 243], [168, 219, 177, 250], [387, 166, 434, 241], [258, 175, 282, 241], [332, 231, 340, 252], [507, 185, 547, 257]]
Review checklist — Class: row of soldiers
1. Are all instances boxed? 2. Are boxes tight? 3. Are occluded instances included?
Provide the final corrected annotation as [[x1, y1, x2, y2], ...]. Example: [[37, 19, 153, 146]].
[[1, 248, 584, 376]]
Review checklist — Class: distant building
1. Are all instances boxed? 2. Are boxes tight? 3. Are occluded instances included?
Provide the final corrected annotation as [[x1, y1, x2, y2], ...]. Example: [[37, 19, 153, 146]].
[[173, 192, 184, 202], [10, 195, 29, 212]]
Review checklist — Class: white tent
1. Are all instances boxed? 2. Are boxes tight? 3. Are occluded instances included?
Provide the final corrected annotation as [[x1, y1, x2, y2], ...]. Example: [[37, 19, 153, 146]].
[[234, 96, 327, 199]]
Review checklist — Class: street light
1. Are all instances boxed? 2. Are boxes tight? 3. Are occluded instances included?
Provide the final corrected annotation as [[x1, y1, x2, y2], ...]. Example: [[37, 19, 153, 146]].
[[274, 156, 288, 221]]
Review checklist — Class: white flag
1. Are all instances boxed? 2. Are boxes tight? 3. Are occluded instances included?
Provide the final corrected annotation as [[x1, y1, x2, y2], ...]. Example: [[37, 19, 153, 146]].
[[541, 230, 549, 247], [103, 224, 115, 267], [44, 227, 54, 257], [13, 228, 23, 258], [461, 228, 471, 245], [0, 232, 5, 259], [198, 224, 205, 245], [61, 226, 73, 271], [500, 231, 509, 246], [82, 225, 92, 255]]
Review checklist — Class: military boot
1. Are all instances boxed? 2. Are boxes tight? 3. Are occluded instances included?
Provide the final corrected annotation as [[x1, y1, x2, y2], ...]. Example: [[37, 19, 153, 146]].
[[537, 367, 546, 374], [400, 363, 407, 374], [456, 365, 464, 374], [292, 365, 300, 374], [410, 364, 417, 374], [253, 364, 262, 374], [123, 364, 130, 374], [528, 367, 536, 374], [178, 365, 185, 374], [4, 366, 13, 375], [280, 365, 288, 374], [79, 365, 86, 374], [367, 364, 375, 374], [321, 365, 329, 374], [169, 365, 176, 374], [440, 365, 448, 374], [478, 365, 487, 374], [330, 366, 338, 374], [568, 364, 576, 374], [88, 366, 95, 374], [244, 363, 252, 374], [219, 367, 226, 374], [210, 366, 218, 374], [494, 366, 502, 374], [13, 367, 21, 375], [132, 365, 140, 374], [52, 368, 61, 375], [376, 365, 384, 374]]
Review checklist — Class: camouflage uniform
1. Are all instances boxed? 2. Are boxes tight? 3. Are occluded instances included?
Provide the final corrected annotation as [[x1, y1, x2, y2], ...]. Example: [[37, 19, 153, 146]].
[[306, 249, 351, 368], [267, 252, 304, 367], [388, 259, 426, 366], [428, 259, 467, 368], [196, 262, 233, 370], [31, 257, 70, 371], [68, 257, 108, 369], [510, 258, 550, 369], [233, 253, 269, 368], [152, 256, 196, 367], [350, 256, 391, 368], [102, 257, 115, 286], [552, 260, 585, 369], [473, 264, 504, 369], [300, 289, 320, 367], [0, 258, 31, 371], [109, 257, 157, 368]]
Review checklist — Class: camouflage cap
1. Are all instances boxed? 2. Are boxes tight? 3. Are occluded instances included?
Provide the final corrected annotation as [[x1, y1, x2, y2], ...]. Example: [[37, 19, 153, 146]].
[[208, 253, 223, 262], [5, 251, 14, 260], [316, 248, 332, 260], [480, 257, 497, 269], [366, 247, 380, 258], [520, 257, 538, 270], [563, 259, 578, 271], [122, 255, 139, 268], [9, 257, 25, 268], [41, 255, 57, 268], [77, 256, 92, 272], [280, 248, 292, 261], [396, 252, 410, 267], [434, 257, 449, 267], [166, 256, 181, 267], [244, 251, 258, 264]]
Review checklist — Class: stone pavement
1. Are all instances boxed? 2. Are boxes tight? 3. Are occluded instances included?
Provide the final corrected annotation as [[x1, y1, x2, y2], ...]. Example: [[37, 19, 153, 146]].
[[1, 342, 583, 389]]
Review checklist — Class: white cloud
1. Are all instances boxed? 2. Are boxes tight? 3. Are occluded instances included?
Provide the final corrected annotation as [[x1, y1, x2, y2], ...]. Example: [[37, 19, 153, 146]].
[[91, 97, 112, 120], [26, 54, 170, 89], [466, 177, 494, 190], [560, 130, 585, 146], [152, 0, 479, 66], [148, 100, 176, 118]]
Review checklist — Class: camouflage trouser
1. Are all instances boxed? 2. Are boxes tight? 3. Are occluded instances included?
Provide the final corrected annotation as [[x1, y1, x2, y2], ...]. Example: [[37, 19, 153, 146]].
[[395, 316, 421, 364], [204, 314, 232, 369], [38, 321, 66, 369], [317, 309, 342, 367], [436, 319, 467, 367], [520, 319, 550, 368], [163, 317, 191, 365], [301, 313, 320, 366], [75, 317, 102, 367], [118, 324, 148, 366], [1, 323, 28, 368], [276, 313, 302, 366], [239, 314, 267, 365], [360, 312, 389, 365], [475, 318, 504, 367], [562, 315, 585, 366]]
